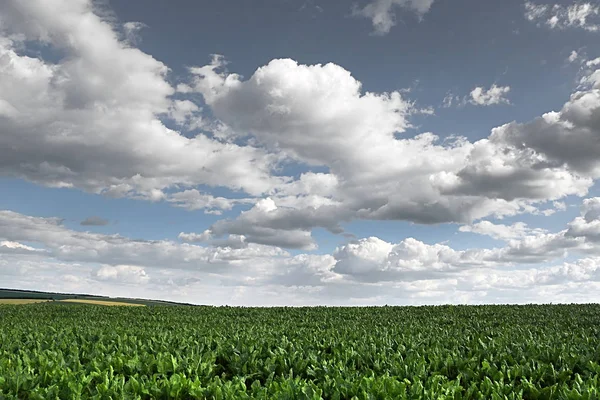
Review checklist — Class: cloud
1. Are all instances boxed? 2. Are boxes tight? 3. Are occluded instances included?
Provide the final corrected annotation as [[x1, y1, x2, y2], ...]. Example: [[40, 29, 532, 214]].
[[174, 55, 600, 242], [167, 189, 254, 214], [566, 197, 600, 242], [488, 92, 600, 178], [333, 198, 600, 283], [167, 100, 203, 129], [442, 85, 510, 108], [0, 240, 45, 255], [442, 91, 463, 108], [178, 231, 249, 249], [3, 202, 600, 304], [568, 50, 580, 63], [4, 0, 600, 264], [0, 210, 289, 271], [459, 221, 547, 241], [178, 231, 212, 243], [0, 0, 283, 202], [525, 1, 600, 32], [122, 21, 147, 45], [80, 216, 109, 226], [199, 197, 348, 249], [352, 0, 436, 35], [432, 86, 600, 201], [469, 85, 511, 106], [94, 264, 150, 284], [333, 236, 497, 283]]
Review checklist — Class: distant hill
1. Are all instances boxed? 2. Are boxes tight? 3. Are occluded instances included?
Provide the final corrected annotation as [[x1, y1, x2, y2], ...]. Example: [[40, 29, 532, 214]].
[[0, 288, 196, 306]]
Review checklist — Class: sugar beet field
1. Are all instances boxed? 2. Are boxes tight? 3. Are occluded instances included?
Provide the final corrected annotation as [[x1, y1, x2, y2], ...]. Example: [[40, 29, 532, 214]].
[[1, 304, 600, 399]]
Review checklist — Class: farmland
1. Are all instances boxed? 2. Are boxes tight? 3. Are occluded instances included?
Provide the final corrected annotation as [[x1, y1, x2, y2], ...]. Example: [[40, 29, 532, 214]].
[[0, 288, 190, 306], [59, 299, 146, 307], [0, 299, 49, 305], [1, 304, 600, 399]]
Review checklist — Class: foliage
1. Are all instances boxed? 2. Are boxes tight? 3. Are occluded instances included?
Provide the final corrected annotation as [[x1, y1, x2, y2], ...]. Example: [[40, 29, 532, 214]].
[[1, 303, 600, 399]]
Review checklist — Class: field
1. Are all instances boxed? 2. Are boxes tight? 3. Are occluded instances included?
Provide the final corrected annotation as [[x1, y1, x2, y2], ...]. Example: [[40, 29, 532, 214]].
[[59, 299, 145, 307], [1, 304, 600, 399], [0, 288, 190, 306], [0, 299, 49, 305]]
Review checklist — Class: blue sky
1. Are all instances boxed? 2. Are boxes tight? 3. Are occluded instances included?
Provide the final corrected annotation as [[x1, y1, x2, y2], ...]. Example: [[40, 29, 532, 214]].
[[2, 0, 600, 305]]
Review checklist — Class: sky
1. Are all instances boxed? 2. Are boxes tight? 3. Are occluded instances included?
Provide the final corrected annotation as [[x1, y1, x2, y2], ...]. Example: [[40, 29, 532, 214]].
[[2, 0, 600, 305]]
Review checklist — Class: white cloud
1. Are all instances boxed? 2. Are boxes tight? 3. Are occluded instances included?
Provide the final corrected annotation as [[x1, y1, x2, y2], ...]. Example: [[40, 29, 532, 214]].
[[5, 0, 600, 306], [524, 2, 549, 22], [442, 91, 463, 108], [167, 189, 254, 214], [0, 0, 284, 202], [525, 2, 600, 32], [469, 85, 511, 106], [172, 54, 600, 244], [568, 50, 580, 63], [443, 85, 511, 108], [178, 230, 213, 243], [3, 201, 600, 304], [459, 221, 546, 241], [94, 264, 150, 284], [122, 21, 146, 45], [332, 199, 600, 283], [566, 197, 600, 242], [3, 0, 599, 235], [167, 100, 202, 128], [0, 210, 289, 271], [352, 0, 436, 35], [0, 240, 44, 255]]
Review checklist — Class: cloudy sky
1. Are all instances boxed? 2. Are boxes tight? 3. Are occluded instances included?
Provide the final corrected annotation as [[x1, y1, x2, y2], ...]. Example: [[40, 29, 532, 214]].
[[2, 0, 600, 305]]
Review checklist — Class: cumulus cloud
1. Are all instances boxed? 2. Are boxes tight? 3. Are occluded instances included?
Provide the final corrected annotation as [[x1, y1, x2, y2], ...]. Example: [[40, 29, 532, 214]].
[[0, 0, 283, 202], [167, 189, 253, 215], [352, 0, 436, 35], [566, 197, 600, 242], [0, 210, 289, 271], [525, 1, 600, 32], [443, 85, 510, 108], [122, 21, 146, 45], [469, 85, 511, 106], [3, 0, 600, 238], [167, 100, 203, 129], [178, 231, 212, 243], [442, 91, 463, 108], [80, 216, 109, 226], [94, 264, 150, 284], [184, 56, 415, 168], [6, 0, 600, 305], [459, 221, 546, 241], [3, 202, 600, 304], [568, 50, 580, 63], [332, 199, 600, 283], [199, 198, 348, 249], [169, 53, 600, 243], [0, 240, 45, 255], [432, 95, 600, 201]]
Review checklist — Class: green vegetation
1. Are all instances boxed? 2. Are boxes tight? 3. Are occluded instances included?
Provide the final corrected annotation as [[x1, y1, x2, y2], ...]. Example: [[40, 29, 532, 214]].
[[1, 303, 600, 399]]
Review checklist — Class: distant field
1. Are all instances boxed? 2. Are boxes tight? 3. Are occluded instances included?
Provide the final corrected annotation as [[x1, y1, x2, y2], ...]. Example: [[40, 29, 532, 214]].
[[0, 288, 190, 306], [2, 303, 600, 398], [0, 299, 50, 304], [60, 299, 145, 306]]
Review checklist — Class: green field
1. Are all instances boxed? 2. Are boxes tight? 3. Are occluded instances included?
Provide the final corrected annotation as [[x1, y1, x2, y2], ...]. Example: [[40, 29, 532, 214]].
[[1, 303, 600, 399]]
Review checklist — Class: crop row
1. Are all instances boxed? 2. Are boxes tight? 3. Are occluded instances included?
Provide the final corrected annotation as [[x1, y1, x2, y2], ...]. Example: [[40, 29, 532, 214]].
[[1, 304, 600, 398]]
